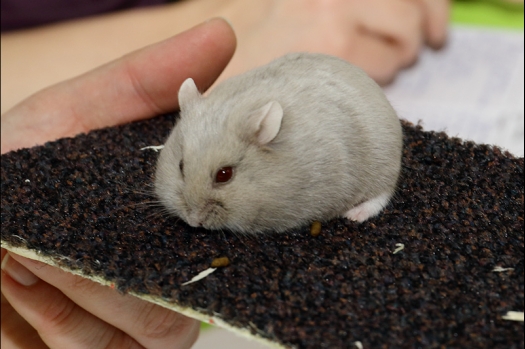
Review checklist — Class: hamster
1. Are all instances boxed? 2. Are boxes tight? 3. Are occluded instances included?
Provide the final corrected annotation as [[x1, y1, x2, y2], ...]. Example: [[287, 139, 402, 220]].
[[154, 53, 403, 234]]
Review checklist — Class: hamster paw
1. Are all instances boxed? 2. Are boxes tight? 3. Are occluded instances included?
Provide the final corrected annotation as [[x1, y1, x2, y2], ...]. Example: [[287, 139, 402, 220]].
[[344, 192, 392, 223]]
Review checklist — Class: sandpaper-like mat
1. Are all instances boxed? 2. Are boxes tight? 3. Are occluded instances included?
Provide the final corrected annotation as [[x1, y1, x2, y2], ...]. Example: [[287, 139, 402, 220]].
[[1, 114, 523, 348]]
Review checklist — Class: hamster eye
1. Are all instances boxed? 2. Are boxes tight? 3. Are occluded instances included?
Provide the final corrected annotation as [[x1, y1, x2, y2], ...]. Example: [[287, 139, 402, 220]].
[[215, 167, 233, 183], [179, 160, 184, 174]]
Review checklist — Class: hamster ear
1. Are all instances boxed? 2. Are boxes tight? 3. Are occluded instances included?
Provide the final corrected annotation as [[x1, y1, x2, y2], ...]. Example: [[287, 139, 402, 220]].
[[248, 101, 284, 146], [178, 78, 201, 108]]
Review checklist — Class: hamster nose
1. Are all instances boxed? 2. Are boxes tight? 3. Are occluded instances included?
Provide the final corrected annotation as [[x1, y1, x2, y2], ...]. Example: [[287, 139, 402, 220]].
[[185, 211, 202, 228]]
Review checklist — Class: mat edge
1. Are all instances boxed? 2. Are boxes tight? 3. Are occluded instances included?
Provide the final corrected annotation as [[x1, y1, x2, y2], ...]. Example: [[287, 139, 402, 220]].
[[1, 241, 290, 349]]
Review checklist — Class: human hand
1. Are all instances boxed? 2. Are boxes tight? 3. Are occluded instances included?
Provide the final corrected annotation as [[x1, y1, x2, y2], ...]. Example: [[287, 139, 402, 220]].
[[215, 0, 450, 85], [1, 17, 236, 153], [1, 0, 448, 113], [1, 17, 236, 349], [1, 249, 198, 349]]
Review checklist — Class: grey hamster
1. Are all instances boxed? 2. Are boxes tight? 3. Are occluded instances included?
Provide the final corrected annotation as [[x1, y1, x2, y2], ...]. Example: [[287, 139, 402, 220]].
[[154, 53, 403, 234]]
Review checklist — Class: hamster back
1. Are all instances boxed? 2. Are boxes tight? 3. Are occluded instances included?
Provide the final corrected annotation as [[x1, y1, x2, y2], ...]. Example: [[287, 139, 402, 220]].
[[154, 53, 403, 233]]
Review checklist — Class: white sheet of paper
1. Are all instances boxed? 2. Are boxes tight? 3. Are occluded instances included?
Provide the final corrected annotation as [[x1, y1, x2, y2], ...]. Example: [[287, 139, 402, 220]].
[[383, 26, 524, 157]]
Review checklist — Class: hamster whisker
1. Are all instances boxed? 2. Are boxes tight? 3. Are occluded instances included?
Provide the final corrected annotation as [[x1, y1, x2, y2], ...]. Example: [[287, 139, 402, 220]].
[[217, 228, 228, 242], [234, 232, 255, 249], [145, 209, 171, 221], [111, 200, 161, 215], [226, 222, 259, 241], [109, 176, 158, 198], [125, 200, 164, 208]]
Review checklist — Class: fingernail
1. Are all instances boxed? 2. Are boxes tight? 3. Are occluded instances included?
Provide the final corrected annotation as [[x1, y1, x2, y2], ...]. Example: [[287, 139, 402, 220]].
[[216, 16, 234, 29], [1, 253, 39, 286], [203, 17, 235, 31]]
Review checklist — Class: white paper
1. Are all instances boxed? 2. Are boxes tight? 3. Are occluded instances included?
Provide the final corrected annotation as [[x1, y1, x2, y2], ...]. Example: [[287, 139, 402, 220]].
[[383, 26, 524, 157]]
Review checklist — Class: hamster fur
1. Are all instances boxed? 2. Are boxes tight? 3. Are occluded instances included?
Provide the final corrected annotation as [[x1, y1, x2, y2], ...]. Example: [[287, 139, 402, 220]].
[[154, 53, 403, 233]]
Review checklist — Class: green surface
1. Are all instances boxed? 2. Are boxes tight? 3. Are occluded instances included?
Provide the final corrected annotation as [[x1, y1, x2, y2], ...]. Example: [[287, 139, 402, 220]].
[[201, 322, 212, 330], [453, 0, 524, 28]]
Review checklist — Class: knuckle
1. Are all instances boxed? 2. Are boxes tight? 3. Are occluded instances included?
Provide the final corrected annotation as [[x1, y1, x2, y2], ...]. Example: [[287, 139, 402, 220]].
[[401, 41, 421, 66], [38, 292, 77, 332], [394, 32, 422, 67]]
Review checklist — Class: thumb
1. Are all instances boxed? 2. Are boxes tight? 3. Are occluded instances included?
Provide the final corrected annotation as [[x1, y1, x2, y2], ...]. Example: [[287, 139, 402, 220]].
[[1, 18, 236, 153]]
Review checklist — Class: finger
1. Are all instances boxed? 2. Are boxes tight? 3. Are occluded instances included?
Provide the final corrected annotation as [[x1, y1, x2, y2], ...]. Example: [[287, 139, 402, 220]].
[[346, 33, 405, 85], [1, 249, 48, 349], [72, 17, 237, 127], [7, 252, 200, 349], [1, 294, 48, 349], [357, 0, 424, 67], [419, 0, 450, 48], [1, 17, 236, 153], [1, 253, 146, 349]]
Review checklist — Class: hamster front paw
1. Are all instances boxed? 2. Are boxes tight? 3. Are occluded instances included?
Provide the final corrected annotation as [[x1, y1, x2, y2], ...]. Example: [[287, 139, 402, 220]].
[[344, 192, 392, 223]]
